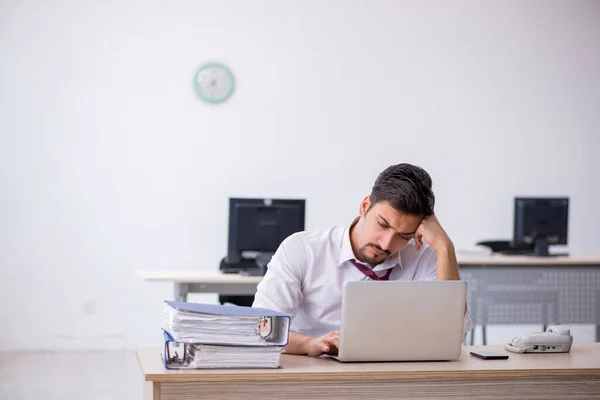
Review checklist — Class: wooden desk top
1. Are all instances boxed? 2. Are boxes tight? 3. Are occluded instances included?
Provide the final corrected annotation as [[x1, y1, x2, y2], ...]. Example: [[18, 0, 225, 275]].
[[137, 344, 600, 382]]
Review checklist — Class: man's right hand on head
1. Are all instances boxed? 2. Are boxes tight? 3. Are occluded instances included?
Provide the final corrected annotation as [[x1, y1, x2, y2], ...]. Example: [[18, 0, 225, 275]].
[[306, 332, 340, 357]]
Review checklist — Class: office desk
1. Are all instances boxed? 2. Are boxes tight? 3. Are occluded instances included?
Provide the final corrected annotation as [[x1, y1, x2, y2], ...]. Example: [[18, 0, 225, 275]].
[[137, 344, 600, 399], [458, 254, 600, 343], [135, 270, 261, 301], [136, 255, 600, 342]]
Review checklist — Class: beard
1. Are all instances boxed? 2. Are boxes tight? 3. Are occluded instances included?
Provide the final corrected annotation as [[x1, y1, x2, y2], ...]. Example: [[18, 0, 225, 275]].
[[358, 243, 391, 266]]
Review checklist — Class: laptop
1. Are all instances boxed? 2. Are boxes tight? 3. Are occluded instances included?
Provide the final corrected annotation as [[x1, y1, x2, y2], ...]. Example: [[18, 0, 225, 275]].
[[333, 280, 467, 362]]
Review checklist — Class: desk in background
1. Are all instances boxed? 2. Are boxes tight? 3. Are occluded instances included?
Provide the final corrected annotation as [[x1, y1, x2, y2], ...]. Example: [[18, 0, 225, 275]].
[[136, 270, 261, 301], [136, 254, 600, 342], [459, 254, 600, 343], [138, 343, 600, 399]]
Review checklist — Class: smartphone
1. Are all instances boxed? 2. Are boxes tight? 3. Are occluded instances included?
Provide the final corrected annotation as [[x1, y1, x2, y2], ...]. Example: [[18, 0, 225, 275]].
[[470, 351, 509, 360]]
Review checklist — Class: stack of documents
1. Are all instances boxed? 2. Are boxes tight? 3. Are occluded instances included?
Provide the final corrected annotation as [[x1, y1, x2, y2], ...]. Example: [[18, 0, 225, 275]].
[[185, 344, 283, 369], [162, 301, 290, 369]]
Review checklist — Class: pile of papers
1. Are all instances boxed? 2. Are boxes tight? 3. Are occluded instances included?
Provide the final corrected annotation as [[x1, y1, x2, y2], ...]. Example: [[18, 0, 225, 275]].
[[162, 301, 290, 369], [185, 344, 283, 369]]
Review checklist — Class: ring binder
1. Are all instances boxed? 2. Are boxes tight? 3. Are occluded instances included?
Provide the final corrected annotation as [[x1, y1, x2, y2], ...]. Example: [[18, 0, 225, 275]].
[[161, 302, 290, 369], [163, 330, 185, 367]]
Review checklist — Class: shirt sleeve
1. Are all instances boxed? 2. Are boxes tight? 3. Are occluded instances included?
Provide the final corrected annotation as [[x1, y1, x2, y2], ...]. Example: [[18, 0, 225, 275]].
[[252, 232, 306, 320], [414, 245, 438, 281], [416, 246, 474, 342]]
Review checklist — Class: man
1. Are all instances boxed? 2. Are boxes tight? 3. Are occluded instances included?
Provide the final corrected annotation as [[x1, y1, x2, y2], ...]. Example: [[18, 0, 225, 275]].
[[253, 163, 472, 356]]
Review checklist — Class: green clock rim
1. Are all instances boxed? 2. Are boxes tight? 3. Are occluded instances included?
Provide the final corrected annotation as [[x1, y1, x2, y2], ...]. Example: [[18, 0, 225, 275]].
[[193, 62, 235, 104]]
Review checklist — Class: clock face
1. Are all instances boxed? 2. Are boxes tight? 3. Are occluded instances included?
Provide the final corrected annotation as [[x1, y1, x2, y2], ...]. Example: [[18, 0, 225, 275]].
[[193, 62, 235, 104]]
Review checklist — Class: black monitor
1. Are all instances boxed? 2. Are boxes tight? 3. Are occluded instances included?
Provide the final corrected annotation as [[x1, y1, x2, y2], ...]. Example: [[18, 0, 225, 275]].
[[221, 198, 306, 275], [513, 197, 569, 257]]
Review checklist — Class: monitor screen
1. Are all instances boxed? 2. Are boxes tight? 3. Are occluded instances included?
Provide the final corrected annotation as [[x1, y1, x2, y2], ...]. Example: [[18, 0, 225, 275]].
[[513, 197, 569, 246], [226, 198, 306, 263]]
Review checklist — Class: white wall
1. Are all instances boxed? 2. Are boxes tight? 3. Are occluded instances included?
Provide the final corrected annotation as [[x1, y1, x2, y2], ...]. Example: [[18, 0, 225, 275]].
[[1, 0, 599, 350]]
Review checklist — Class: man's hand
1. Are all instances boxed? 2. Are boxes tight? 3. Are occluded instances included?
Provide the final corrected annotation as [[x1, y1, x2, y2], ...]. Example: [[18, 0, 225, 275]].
[[414, 215, 453, 253], [306, 332, 340, 356], [415, 215, 460, 281], [285, 331, 340, 356]]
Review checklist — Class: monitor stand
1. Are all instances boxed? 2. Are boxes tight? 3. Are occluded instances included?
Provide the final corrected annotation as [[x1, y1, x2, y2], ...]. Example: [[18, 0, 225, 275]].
[[239, 268, 264, 276], [531, 237, 551, 257], [238, 252, 274, 276]]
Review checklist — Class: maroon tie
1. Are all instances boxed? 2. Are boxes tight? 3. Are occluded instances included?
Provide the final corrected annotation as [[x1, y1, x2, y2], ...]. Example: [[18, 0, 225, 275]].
[[350, 259, 393, 281]]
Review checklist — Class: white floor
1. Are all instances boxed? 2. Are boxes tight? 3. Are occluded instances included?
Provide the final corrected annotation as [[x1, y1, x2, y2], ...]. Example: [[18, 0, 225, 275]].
[[0, 324, 595, 400], [0, 350, 142, 400]]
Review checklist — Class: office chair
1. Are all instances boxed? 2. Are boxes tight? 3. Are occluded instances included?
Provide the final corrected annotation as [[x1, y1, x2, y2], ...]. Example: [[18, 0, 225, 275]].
[[219, 295, 255, 307]]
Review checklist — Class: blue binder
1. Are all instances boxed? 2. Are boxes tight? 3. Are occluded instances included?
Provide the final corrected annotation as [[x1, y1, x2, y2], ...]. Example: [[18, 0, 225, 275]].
[[165, 300, 290, 319], [162, 301, 290, 369]]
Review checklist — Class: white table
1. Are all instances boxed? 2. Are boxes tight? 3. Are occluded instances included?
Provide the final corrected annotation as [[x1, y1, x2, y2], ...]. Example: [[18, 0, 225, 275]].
[[135, 270, 262, 301], [136, 254, 600, 342]]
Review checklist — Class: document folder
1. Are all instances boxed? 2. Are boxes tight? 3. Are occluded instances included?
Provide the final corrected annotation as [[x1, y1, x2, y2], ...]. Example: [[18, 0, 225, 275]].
[[162, 329, 284, 369], [161, 301, 290, 369], [163, 301, 290, 346]]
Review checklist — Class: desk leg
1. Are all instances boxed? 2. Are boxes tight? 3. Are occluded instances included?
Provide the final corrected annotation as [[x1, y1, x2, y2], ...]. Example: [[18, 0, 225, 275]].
[[174, 283, 189, 302], [482, 325, 487, 345], [172, 284, 189, 349], [469, 328, 475, 345], [596, 325, 600, 342]]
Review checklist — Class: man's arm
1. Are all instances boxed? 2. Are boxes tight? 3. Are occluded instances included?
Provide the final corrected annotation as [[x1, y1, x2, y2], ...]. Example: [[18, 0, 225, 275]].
[[433, 241, 460, 280], [253, 233, 337, 355], [414, 215, 473, 339], [414, 215, 460, 280]]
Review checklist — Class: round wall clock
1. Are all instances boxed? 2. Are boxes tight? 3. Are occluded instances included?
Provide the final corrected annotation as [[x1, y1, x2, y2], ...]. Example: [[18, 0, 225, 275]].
[[193, 62, 235, 104]]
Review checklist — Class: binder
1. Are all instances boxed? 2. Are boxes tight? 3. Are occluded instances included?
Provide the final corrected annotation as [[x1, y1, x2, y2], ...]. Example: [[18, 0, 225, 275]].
[[161, 301, 290, 369], [163, 301, 290, 346], [162, 329, 284, 369]]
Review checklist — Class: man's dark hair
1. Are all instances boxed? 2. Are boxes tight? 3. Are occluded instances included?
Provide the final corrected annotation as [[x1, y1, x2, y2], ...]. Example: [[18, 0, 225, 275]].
[[369, 163, 435, 217]]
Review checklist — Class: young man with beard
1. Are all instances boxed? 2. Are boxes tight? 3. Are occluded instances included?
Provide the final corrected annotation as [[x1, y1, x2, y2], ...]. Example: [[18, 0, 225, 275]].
[[253, 163, 472, 356]]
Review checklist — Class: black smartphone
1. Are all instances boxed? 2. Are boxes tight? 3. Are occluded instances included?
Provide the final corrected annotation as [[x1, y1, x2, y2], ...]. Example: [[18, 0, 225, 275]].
[[470, 351, 509, 360]]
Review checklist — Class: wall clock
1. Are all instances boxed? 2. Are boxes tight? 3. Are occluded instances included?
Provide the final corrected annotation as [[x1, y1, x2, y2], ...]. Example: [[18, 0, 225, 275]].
[[193, 62, 235, 104]]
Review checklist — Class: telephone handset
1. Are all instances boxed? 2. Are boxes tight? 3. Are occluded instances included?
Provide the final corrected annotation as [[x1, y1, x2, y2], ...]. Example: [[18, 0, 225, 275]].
[[505, 325, 573, 354]]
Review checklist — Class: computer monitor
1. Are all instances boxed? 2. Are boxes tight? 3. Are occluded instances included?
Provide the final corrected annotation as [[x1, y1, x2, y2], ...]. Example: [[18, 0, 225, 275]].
[[223, 198, 306, 275], [513, 197, 569, 257]]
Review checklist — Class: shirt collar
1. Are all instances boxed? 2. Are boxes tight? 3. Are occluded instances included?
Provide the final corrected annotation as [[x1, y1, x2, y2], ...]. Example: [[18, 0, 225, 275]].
[[338, 217, 406, 272]]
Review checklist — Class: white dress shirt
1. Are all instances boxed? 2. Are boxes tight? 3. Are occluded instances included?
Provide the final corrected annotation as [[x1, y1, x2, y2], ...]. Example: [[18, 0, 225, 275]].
[[253, 218, 473, 339]]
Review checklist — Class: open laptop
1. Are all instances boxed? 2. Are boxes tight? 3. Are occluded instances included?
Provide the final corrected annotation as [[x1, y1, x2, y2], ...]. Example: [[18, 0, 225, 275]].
[[333, 280, 467, 362]]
